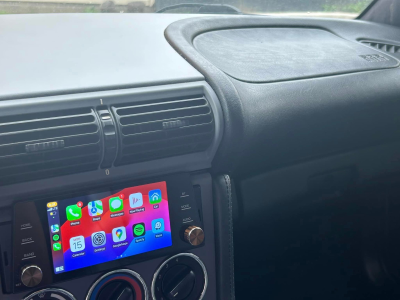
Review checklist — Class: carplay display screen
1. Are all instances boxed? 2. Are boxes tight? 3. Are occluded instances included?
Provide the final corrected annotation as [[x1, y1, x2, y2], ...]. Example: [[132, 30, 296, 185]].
[[46, 181, 172, 274]]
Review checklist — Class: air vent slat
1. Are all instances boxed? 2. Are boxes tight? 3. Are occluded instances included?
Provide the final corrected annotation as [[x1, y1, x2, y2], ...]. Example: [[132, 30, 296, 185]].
[[120, 106, 210, 125], [112, 95, 215, 166], [115, 98, 207, 116], [360, 40, 400, 54], [0, 115, 95, 134], [0, 133, 100, 156], [0, 123, 98, 144], [122, 123, 214, 145], [0, 107, 102, 186], [0, 108, 92, 124], [121, 115, 213, 136], [0, 144, 101, 169]]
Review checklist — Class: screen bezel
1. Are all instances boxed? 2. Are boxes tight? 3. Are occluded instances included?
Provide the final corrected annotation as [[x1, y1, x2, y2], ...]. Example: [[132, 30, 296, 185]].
[[23, 173, 202, 284], [45, 181, 173, 275]]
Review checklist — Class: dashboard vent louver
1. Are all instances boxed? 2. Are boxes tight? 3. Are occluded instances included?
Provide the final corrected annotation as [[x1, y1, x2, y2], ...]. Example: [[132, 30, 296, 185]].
[[0, 108, 102, 185], [112, 95, 215, 166], [360, 40, 400, 53]]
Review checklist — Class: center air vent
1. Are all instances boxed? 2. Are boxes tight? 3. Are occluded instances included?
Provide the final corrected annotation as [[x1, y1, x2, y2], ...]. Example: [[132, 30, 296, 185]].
[[0, 108, 102, 185], [360, 40, 400, 54], [112, 95, 215, 166]]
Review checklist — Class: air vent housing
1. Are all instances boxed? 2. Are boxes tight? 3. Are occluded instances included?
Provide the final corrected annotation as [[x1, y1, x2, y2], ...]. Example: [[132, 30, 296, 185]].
[[112, 95, 215, 166], [0, 108, 102, 185], [360, 40, 400, 54]]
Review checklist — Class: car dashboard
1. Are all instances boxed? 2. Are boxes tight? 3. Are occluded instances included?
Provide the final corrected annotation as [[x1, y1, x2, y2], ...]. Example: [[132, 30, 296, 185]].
[[1, 12, 400, 300]]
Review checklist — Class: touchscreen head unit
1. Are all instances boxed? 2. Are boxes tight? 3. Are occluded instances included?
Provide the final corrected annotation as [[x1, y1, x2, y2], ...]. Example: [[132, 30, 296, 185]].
[[46, 181, 172, 274], [12, 174, 203, 294]]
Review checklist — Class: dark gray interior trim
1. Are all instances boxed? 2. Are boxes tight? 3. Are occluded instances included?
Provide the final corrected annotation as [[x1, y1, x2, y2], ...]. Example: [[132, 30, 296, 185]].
[[213, 174, 235, 300], [193, 27, 399, 83], [240, 141, 400, 218], [165, 16, 400, 175]]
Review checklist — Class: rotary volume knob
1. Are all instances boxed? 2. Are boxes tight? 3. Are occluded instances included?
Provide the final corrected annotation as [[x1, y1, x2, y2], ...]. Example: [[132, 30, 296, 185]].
[[184, 226, 204, 246], [21, 265, 43, 287]]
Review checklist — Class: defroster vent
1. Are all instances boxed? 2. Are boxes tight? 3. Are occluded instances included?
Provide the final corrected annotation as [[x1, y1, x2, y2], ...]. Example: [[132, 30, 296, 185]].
[[0, 108, 102, 185], [112, 95, 215, 165], [360, 40, 400, 54]]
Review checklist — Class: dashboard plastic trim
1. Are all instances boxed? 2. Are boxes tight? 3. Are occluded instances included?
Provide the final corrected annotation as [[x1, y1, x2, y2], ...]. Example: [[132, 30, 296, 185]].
[[0, 81, 223, 209]]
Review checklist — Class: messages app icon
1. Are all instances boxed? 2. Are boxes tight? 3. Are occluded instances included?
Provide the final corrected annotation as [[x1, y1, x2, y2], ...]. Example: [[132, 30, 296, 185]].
[[109, 197, 123, 212], [66, 204, 82, 221]]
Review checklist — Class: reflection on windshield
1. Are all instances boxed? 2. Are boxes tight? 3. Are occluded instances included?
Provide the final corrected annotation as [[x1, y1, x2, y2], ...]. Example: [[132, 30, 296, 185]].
[[0, 0, 374, 18]]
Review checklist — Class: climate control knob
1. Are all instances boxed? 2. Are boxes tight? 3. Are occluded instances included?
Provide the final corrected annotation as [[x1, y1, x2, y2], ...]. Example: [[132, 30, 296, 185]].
[[184, 226, 204, 246], [152, 253, 208, 300], [21, 265, 43, 287], [86, 269, 148, 300], [24, 288, 76, 300]]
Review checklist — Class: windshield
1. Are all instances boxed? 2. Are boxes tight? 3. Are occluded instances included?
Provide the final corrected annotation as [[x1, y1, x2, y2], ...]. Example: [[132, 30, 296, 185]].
[[0, 0, 374, 18]]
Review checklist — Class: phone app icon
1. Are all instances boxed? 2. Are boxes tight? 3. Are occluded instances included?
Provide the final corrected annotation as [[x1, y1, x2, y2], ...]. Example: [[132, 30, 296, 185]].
[[66, 204, 82, 221], [132, 223, 145, 237], [70, 236, 85, 253], [151, 218, 165, 234], [112, 227, 127, 242], [109, 197, 124, 213], [91, 231, 106, 247], [53, 242, 62, 252], [88, 200, 103, 216], [149, 189, 162, 204], [51, 224, 60, 233], [53, 234, 60, 242], [129, 193, 143, 208]]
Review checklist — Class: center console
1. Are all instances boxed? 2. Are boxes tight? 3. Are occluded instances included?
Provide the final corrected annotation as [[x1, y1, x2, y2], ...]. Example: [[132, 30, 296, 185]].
[[2, 173, 216, 300]]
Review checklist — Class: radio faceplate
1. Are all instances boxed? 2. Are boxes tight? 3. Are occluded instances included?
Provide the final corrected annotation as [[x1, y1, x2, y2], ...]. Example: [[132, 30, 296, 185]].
[[11, 173, 204, 294]]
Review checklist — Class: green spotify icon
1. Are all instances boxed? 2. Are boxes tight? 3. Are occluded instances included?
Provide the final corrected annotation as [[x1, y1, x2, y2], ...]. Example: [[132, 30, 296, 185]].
[[132, 223, 145, 237]]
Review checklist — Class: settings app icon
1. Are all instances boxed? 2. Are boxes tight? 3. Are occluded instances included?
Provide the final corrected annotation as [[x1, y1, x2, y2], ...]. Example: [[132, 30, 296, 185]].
[[91, 231, 106, 247]]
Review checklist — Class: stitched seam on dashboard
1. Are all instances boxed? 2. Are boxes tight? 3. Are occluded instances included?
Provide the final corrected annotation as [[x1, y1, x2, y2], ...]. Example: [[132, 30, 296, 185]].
[[224, 174, 235, 300]]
